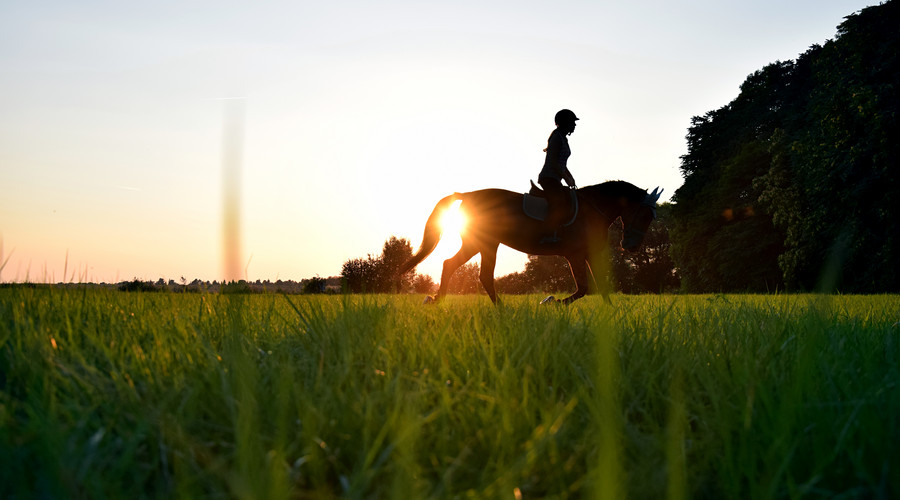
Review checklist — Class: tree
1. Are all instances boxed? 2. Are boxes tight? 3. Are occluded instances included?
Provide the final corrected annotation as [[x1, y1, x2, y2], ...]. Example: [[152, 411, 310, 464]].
[[303, 276, 326, 294], [670, 1, 900, 293], [495, 271, 530, 295], [611, 203, 680, 293], [670, 61, 792, 292], [756, 2, 900, 291], [340, 236, 425, 293], [411, 274, 436, 294], [380, 236, 414, 293], [523, 255, 573, 293], [341, 256, 379, 293], [446, 262, 481, 294]]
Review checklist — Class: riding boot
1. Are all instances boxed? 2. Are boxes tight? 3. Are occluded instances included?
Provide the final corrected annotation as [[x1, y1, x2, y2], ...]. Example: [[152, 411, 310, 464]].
[[540, 207, 563, 244], [539, 177, 567, 244]]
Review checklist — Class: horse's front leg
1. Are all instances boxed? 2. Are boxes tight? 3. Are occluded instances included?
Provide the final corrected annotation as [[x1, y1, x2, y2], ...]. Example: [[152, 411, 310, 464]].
[[585, 244, 613, 304], [586, 259, 612, 304]]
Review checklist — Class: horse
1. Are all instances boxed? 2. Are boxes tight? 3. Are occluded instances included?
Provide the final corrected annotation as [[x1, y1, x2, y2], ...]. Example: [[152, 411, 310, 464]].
[[398, 180, 662, 305]]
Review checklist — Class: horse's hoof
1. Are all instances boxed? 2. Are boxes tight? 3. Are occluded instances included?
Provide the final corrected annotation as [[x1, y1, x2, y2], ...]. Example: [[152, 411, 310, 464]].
[[540, 295, 558, 305], [423, 295, 436, 305]]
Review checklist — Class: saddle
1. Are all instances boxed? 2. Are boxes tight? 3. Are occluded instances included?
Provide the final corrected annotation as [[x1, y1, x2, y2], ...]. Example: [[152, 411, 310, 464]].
[[522, 181, 579, 225]]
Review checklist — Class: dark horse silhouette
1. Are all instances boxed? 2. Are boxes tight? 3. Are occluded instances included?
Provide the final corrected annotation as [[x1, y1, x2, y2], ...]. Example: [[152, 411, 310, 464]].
[[398, 181, 662, 304]]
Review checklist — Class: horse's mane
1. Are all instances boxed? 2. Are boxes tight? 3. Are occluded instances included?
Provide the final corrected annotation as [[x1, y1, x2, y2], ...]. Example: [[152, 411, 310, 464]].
[[579, 180, 647, 203]]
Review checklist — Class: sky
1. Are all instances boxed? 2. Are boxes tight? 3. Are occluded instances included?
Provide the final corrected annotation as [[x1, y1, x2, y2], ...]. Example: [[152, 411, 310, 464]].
[[0, 0, 879, 284]]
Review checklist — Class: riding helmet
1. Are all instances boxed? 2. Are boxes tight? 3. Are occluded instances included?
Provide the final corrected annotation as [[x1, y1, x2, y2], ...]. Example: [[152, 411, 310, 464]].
[[554, 109, 579, 125]]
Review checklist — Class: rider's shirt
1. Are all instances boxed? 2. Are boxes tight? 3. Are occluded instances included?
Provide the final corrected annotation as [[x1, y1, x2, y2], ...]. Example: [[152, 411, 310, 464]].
[[539, 129, 571, 183]]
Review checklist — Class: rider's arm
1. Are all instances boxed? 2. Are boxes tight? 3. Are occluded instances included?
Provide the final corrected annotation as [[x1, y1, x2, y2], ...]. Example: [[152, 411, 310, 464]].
[[562, 167, 576, 188]]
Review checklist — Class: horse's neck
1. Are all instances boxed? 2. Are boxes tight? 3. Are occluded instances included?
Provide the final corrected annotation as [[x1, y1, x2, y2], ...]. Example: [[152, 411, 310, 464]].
[[581, 192, 620, 222]]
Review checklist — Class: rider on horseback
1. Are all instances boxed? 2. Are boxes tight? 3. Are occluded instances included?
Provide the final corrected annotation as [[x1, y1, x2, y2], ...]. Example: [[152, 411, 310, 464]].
[[538, 109, 579, 243]]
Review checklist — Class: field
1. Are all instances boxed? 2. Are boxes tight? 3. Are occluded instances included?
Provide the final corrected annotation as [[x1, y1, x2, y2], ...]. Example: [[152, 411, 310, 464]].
[[1, 288, 898, 499]]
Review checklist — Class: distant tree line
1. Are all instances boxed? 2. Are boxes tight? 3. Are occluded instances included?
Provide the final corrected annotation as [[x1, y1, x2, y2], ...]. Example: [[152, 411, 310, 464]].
[[670, 1, 899, 292], [107, 277, 343, 294]]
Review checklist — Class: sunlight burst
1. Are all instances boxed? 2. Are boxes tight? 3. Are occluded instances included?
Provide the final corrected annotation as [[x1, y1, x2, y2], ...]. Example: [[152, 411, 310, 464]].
[[439, 200, 466, 236], [429, 200, 467, 267]]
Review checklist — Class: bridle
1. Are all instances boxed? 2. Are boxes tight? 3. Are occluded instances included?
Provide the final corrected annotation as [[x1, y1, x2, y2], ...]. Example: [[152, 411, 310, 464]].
[[579, 187, 663, 241], [622, 203, 656, 241], [625, 188, 663, 240], [580, 186, 663, 230]]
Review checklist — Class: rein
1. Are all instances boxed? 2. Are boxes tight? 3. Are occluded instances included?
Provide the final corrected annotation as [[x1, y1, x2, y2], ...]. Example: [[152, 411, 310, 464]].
[[576, 191, 614, 223], [577, 190, 659, 239]]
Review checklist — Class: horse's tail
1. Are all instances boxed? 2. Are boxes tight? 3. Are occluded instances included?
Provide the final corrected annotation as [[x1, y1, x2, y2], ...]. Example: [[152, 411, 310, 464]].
[[398, 192, 462, 275]]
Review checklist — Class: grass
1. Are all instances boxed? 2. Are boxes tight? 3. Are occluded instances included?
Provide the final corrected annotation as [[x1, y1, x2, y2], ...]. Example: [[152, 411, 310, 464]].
[[1, 288, 898, 498]]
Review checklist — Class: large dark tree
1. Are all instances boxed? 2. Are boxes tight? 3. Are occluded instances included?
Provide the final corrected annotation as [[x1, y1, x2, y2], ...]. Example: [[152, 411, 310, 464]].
[[672, 1, 900, 292], [757, 1, 900, 291], [671, 62, 792, 292]]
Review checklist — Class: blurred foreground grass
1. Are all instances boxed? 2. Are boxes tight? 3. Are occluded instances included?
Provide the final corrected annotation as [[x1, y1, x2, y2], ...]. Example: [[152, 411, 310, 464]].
[[1, 288, 898, 498]]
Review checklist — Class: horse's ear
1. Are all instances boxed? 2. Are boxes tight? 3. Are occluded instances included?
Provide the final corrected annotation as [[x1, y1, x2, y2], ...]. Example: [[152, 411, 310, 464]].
[[648, 187, 662, 205]]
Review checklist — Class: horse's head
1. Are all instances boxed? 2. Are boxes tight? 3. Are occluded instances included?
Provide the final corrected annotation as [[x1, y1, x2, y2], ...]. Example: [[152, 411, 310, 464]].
[[620, 187, 662, 251]]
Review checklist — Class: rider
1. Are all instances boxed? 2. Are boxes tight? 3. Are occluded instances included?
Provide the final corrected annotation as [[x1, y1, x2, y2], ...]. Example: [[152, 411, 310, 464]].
[[538, 109, 578, 243]]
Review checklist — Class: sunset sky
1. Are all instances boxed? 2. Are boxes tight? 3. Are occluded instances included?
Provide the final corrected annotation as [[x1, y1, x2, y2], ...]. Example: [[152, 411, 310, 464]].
[[0, 0, 876, 283]]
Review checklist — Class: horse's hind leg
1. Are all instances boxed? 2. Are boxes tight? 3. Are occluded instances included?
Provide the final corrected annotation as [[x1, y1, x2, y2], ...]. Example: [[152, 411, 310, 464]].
[[435, 242, 478, 301], [479, 245, 499, 304], [561, 257, 590, 304]]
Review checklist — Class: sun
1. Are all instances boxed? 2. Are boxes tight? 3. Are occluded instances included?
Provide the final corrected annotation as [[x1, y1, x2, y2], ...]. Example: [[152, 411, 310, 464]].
[[439, 200, 467, 235], [423, 200, 467, 267]]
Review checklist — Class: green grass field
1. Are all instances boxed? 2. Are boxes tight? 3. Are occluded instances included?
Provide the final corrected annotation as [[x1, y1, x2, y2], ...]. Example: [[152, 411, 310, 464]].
[[1, 288, 898, 499]]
